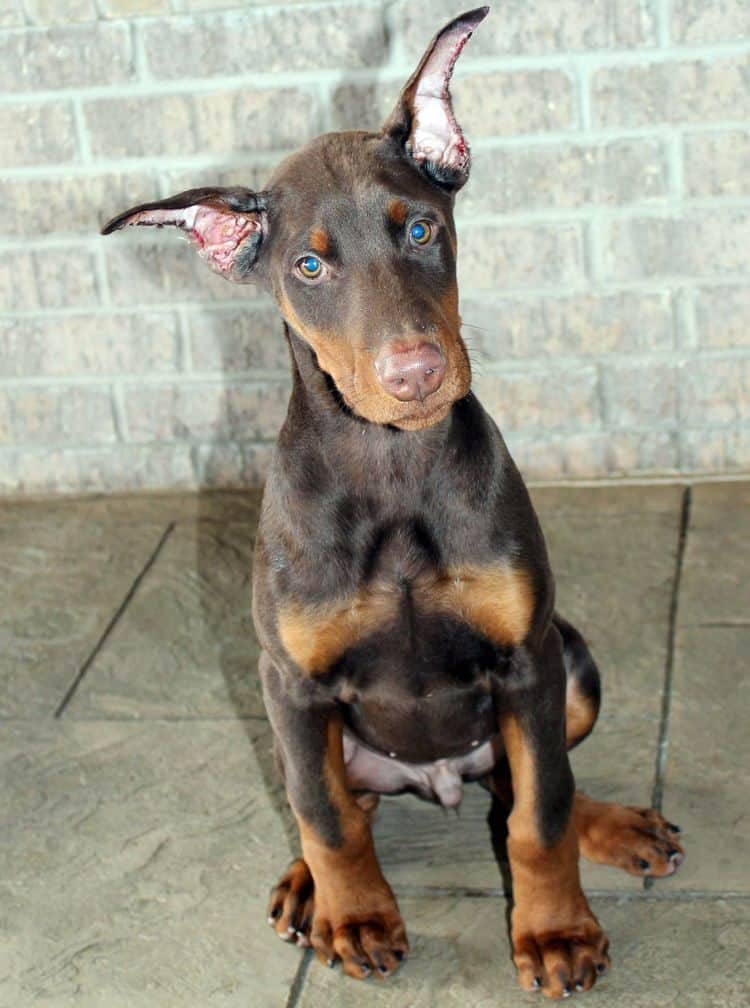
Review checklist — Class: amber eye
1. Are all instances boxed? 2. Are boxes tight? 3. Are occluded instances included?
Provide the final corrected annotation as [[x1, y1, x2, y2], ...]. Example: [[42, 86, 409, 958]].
[[296, 254, 324, 280], [409, 220, 433, 247]]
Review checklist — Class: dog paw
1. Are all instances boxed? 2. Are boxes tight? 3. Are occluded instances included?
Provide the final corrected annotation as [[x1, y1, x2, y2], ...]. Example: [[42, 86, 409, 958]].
[[267, 859, 315, 947], [513, 917, 610, 999], [576, 797, 685, 878], [311, 903, 409, 980]]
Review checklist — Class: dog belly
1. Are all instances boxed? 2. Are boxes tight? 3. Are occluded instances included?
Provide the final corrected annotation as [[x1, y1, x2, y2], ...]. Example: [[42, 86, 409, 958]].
[[343, 727, 498, 808]]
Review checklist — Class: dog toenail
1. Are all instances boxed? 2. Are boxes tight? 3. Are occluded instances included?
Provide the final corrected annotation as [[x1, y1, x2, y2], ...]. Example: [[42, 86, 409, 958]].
[[596, 963, 607, 975], [378, 964, 388, 974], [638, 858, 651, 871], [360, 963, 371, 976], [326, 959, 335, 968], [667, 822, 681, 834], [562, 987, 571, 998], [394, 950, 404, 962], [575, 983, 584, 992], [287, 925, 296, 934], [531, 977, 541, 990]]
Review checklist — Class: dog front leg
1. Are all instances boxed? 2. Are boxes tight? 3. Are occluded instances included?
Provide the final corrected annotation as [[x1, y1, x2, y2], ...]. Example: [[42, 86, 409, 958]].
[[500, 628, 610, 999], [260, 652, 408, 980]]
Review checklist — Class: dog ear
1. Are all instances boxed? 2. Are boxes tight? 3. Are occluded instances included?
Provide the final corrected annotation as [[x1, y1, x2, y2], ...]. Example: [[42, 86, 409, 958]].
[[382, 6, 488, 193], [100, 187, 268, 282]]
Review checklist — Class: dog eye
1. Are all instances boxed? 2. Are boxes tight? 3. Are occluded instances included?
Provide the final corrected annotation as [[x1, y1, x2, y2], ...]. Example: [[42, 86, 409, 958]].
[[409, 220, 434, 247], [295, 254, 325, 281]]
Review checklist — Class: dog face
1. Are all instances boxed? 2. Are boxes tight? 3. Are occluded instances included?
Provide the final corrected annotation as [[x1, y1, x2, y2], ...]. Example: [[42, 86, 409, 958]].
[[102, 7, 489, 431]]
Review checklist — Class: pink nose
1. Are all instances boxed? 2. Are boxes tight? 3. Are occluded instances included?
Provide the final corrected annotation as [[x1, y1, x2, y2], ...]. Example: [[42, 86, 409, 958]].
[[374, 342, 446, 402]]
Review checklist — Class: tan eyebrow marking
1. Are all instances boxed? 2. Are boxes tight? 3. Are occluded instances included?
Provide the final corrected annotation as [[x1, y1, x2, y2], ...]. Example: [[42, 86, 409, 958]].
[[309, 228, 330, 255], [388, 199, 409, 227]]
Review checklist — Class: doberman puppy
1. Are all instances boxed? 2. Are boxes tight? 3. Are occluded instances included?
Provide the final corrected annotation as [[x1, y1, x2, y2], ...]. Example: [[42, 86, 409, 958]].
[[103, 7, 685, 999]]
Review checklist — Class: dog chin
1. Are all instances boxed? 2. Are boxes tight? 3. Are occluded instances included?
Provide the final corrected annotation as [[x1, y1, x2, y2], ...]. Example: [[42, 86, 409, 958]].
[[389, 399, 454, 431]]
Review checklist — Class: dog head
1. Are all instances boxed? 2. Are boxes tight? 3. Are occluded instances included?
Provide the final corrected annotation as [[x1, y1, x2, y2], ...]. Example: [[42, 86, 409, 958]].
[[102, 7, 489, 431]]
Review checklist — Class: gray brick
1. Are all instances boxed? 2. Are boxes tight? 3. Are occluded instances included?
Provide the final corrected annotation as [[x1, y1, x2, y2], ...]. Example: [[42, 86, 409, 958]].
[[599, 211, 750, 280], [160, 163, 274, 199], [193, 441, 274, 488], [461, 139, 668, 215], [672, 0, 750, 44], [140, 5, 386, 79], [0, 172, 157, 239], [329, 78, 401, 133], [680, 426, 750, 471], [684, 130, 750, 197], [124, 382, 228, 442], [4, 385, 117, 445], [123, 380, 289, 442], [396, 0, 658, 58], [680, 358, 750, 424], [0, 1, 26, 27], [461, 292, 675, 359], [0, 103, 76, 169], [601, 362, 678, 427], [474, 366, 599, 432], [105, 238, 266, 305], [456, 69, 577, 138], [693, 286, 750, 348], [187, 305, 289, 373], [458, 224, 585, 290], [592, 55, 750, 127], [0, 443, 196, 495], [225, 381, 290, 440], [0, 314, 180, 378], [25, 0, 96, 23], [0, 393, 10, 443], [0, 249, 99, 311], [85, 88, 318, 160], [99, 0, 169, 16], [0, 22, 134, 92], [331, 68, 576, 138], [509, 429, 678, 479]]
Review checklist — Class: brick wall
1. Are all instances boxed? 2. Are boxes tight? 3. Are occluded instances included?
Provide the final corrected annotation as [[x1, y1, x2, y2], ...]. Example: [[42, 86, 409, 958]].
[[1, 0, 749, 495]]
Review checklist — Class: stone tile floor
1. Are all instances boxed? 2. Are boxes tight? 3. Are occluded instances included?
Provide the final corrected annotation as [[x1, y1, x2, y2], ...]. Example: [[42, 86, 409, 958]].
[[1, 482, 748, 1007]]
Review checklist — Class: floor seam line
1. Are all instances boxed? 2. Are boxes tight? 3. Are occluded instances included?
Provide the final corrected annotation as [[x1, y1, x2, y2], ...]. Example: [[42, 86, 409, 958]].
[[53, 521, 177, 720], [645, 484, 692, 890], [285, 948, 313, 1008]]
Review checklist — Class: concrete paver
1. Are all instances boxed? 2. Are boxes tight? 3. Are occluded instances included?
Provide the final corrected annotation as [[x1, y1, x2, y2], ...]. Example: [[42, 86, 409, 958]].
[[0, 510, 167, 718], [297, 893, 750, 1007], [66, 520, 263, 719], [0, 719, 297, 1007], [664, 483, 750, 891], [1, 481, 747, 1006]]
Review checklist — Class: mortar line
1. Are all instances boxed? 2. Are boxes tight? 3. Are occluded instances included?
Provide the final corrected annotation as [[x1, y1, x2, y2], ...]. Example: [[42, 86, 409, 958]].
[[645, 484, 692, 888], [53, 521, 176, 719], [285, 948, 313, 1008]]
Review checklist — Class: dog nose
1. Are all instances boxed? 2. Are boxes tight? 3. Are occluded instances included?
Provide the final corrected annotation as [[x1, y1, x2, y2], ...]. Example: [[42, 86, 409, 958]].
[[374, 342, 446, 402]]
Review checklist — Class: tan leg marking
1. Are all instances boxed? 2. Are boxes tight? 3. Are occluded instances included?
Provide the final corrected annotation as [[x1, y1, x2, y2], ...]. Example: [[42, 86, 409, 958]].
[[501, 716, 609, 1000], [294, 719, 408, 980]]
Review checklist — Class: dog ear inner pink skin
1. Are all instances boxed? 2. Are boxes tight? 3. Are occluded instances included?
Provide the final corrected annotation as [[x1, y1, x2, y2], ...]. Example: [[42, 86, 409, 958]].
[[100, 186, 267, 282], [99, 7, 489, 275], [383, 6, 489, 191]]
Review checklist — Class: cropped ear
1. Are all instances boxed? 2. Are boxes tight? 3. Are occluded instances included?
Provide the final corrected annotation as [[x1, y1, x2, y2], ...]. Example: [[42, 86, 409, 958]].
[[382, 6, 488, 192], [101, 187, 269, 282]]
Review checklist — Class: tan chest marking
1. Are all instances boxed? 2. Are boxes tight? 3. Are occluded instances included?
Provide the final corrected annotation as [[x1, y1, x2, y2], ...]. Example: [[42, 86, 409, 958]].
[[278, 563, 533, 676], [277, 586, 399, 677], [417, 564, 534, 648]]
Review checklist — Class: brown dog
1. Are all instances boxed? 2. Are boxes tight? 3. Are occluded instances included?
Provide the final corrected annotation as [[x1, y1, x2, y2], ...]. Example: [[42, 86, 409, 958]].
[[103, 7, 684, 999]]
